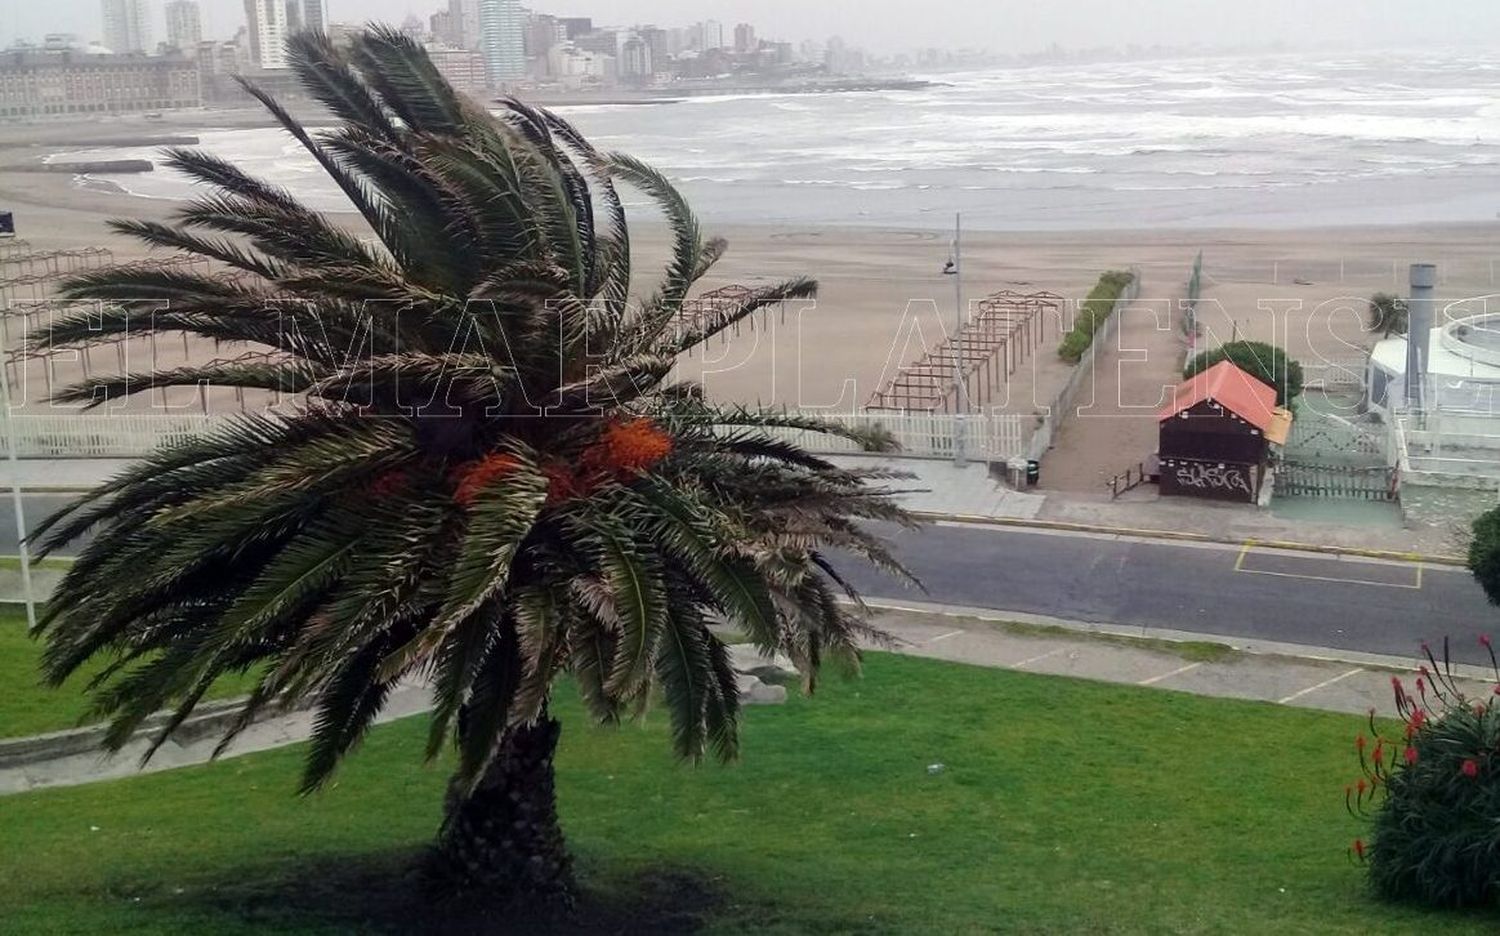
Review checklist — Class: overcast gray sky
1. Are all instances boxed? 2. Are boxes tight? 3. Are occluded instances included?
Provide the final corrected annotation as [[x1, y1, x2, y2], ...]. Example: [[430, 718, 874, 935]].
[[3, 0, 1498, 54]]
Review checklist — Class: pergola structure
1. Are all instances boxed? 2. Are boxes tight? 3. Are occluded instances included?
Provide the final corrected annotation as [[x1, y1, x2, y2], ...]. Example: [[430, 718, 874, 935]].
[[866, 289, 1061, 413], [675, 284, 790, 353]]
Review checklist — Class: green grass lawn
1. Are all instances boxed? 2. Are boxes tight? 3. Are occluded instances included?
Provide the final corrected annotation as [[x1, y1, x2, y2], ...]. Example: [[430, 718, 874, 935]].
[[2, 653, 1494, 934], [0, 609, 260, 738]]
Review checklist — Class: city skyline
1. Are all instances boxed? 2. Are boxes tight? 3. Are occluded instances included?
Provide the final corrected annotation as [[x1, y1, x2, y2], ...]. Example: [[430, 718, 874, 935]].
[[6, 0, 1500, 56]]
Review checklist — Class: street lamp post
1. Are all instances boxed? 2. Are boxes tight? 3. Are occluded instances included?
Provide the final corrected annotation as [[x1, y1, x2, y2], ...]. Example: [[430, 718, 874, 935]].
[[0, 311, 36, 630], [943, 212, 969, 467]]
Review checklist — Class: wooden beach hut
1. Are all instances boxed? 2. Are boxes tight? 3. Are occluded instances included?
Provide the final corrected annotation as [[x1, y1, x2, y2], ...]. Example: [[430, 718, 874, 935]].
[[1157, 360, 1292, 503]]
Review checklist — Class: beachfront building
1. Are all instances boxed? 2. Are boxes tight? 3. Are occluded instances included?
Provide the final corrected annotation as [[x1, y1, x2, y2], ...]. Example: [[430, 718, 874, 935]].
[[425, 45, 487, 96], [478, 0, 525, 85], [0, 49, 201, 119], [165, 0, 203, 53], [244, 0, 290, 70], [100, 0, 152, 55]]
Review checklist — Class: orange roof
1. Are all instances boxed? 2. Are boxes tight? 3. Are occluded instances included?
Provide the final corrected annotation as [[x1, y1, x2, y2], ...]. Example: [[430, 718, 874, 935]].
[[1158, 360, 1278, 432]]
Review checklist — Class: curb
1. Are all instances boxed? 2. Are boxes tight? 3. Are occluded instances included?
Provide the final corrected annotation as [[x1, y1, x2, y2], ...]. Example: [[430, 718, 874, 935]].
[[907, 511, 1469, 567], [0, 697, 261, 769]]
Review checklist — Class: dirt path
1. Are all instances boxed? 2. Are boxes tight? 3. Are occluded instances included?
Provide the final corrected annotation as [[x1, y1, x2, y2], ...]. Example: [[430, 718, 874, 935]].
[[1036, 280, 1187, 493]]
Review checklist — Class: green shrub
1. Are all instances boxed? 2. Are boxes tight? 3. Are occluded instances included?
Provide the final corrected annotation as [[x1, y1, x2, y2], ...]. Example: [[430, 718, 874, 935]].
[[1184, 340, 1304, 406], [1057, 270, 1134, 364], [1348, 640, 1500, 908], [1469, 506, 1500, 606]]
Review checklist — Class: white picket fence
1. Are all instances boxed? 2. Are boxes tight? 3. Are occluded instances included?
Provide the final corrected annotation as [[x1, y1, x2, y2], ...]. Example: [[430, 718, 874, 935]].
[[758, 410, 1027, 462], [0, 413, 220, 457], [0, 409, 1029, 463]]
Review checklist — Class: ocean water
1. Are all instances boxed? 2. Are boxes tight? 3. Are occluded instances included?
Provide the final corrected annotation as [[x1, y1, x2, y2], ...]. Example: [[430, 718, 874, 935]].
[[50, 49, 1500, 231]]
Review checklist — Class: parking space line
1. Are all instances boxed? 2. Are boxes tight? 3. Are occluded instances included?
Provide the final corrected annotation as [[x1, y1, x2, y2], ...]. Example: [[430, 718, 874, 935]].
[[1012, 648, 1065, 669], [1234, 543, 1422, 590], [1139, 662, 1202, 685], [1277, 667, 1364, 705], [926, 630, 965, 644]]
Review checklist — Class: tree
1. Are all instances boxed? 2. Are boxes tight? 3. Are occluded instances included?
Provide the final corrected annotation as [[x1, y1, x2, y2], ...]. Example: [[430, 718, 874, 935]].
[[1184, 340, 1304, 407], [1366, 292, 1408, 338], [33, 28, 913, 907], [1470, 506, 1500, 606]]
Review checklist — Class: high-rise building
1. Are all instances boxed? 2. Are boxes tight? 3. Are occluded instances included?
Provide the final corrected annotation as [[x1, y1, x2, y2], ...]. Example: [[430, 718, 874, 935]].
[[301, 0, 328, 32], [619, 36, 650, 80], [638, 27, 668, 74], [243, 0, 289, 69], [733, 23, 756, 54], [478, 0, 524, 84], [429, 10, 454, 46], [164, 0, 202, 52], [448, 0, 481, 50], [523, 13, 564, 59], [285, 0, 302, 33], [699, 20, 723, 51], [101, 0, 152, 55], [558, 18, 592, 40]]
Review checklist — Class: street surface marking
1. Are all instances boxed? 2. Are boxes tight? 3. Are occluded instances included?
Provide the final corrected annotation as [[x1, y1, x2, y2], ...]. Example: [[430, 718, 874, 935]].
[[1277, 667, 1365, 705], [1012, 648, 1066, 668], [1234, 544, 1422, 590], [926, 630, 965, 644], [1139, 662, 1203, 685]]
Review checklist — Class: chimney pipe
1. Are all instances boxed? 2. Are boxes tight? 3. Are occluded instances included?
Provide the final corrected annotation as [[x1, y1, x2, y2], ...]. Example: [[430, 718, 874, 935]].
[[1406, 263, 1436, 412]]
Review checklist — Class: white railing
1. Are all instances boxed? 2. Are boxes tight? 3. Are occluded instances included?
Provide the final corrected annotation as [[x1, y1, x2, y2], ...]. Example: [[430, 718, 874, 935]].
[[0, 409, 1029, 463], [1302, 355, 1368, 391], [759, 410, 1026, 462], [0, 413, 221, 457]]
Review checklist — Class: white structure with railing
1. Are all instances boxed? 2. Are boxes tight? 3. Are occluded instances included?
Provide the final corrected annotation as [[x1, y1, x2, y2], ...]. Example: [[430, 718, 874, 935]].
[[0, 409, 1029, 463]]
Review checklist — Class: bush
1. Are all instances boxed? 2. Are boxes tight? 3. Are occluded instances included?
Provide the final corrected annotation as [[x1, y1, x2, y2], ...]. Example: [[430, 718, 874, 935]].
[[1057, 270, 1134, 364], [1469, 506, 1500, 606], [1347, 640, 1500, 908], [1184, 340, 1303, 406]]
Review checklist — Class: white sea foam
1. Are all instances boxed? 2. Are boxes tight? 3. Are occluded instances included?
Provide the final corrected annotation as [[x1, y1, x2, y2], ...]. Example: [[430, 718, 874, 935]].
[[55, 48, 1500, 231]]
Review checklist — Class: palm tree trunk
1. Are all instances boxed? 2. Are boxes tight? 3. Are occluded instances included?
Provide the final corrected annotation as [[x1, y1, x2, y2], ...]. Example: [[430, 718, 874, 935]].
[[436, 712, 574, 905]]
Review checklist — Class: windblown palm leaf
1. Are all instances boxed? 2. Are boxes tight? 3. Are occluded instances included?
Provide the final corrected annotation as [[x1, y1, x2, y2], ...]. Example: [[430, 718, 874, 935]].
[[33, 27, 914, 897]]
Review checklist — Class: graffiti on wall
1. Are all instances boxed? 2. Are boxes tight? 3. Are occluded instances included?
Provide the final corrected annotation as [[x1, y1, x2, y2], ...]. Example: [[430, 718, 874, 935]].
[[1173, 461, 1252, 496]]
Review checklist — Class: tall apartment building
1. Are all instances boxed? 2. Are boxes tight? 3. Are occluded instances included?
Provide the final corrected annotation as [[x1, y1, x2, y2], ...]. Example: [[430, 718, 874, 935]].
[[0, 49, 200, 119], [243, 0, 289, 69], [734, 23, 756, 54], [164, 0, 202, 52], [448, 0, 481, 50], [300, 0, 328, 32], [478, 0, 524, 84], [699, 20, 724, 51], [101, 0, 152, 55]]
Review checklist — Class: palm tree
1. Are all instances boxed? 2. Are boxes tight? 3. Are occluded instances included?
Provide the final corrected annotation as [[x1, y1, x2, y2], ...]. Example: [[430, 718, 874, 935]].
[[1367, 292, 1408, 338], [32, 28, 913, 906]]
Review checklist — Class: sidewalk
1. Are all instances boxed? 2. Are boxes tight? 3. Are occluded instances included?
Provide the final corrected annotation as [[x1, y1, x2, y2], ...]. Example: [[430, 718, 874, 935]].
[[4, 603, 1483, 797], [830, 452, 1466, 560]]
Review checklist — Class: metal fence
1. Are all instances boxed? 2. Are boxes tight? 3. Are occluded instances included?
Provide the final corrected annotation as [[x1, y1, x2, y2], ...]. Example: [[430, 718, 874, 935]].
[[0, 413, 221, 457]]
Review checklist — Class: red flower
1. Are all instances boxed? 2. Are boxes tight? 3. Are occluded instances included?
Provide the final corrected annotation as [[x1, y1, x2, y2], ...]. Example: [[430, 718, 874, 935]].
[[543, 461, 585, 505], [1356, 778, 1367, 795], [452, 453, 521, 506], [585, 418, 674, 475], [1355, 734, 1367, 753], [1461, 759, 1479, 779], [1352, 839, 1366, 860], [1404, 746, 1418, 766], [1409, 708, 1427, 731], [1482, 634, 1493, 649]]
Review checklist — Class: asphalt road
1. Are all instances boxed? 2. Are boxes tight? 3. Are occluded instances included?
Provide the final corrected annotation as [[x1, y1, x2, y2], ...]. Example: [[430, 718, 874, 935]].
[[5, 494, 1495, 665], [840, 520, 1498, 665], [0, 494, 93, 555]]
